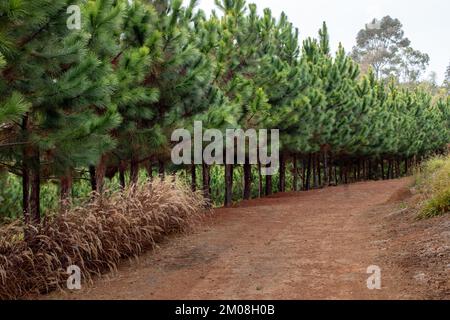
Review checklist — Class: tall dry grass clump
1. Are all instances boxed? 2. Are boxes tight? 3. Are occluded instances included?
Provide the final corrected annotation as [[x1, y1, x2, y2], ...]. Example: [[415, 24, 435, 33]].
[[0, 179, 207, 300], [415, 154, 450, 219]]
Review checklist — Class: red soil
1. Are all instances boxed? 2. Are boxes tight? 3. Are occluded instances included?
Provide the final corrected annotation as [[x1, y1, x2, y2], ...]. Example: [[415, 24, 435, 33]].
[[46, 178, 449, 300]]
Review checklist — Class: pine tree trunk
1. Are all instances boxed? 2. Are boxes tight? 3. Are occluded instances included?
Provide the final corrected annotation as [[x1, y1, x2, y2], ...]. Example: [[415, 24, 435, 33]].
[[279, 153, 286, 193], [334, 164, 338, 185], [357, 160, 361, 181], [363, 160, 367, 180], [344, 163, 348, 184], [392, 159, 396, 178], [293, 154, 298, 191], [329, 153, 333, 186], [396, 159, 401, 178], [394, 159, 398, 178], [366, 160, 372, 181], [130, 154, 139, 185], [391, 159, 394, 179], [360, 160, 364, 180], [191, 164, 196, 192], [145, 160, 153, 181], [243, 161, 252, 200], [312, 154, 318, 189], [60, 171, 72, 212], [302, 157, 307, 190], [30, 149, 40, 224], [306, 154, 312, 190], [119, 161, 126, 189], [387, 160, 392, 179], [257, 161, 263, 198], [386, 160, 391, 180], [265, 167, 273, 196], [202, 162, 211, 203], [323, 152, 328, 187], [224, 164, 234, 207], [96, 154, 107, 194], [317, 154, 322, 187], [393, 159, 397, 178], [158, 160, 165, 180], [89, 166, 97, 192], [21, 117, 31, 224]]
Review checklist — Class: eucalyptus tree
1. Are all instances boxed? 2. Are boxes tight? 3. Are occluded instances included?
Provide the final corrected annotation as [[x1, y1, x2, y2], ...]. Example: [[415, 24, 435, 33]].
[[351, 16, 429, 82]]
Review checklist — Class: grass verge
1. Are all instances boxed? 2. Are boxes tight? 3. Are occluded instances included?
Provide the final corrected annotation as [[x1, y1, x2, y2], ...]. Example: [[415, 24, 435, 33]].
[[415, 155, 450, 219], [0, 179, 207, 300]]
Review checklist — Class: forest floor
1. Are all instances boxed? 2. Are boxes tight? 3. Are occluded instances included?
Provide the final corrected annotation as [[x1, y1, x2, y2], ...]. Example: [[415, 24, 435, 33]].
[[46, 178, 449, 300]]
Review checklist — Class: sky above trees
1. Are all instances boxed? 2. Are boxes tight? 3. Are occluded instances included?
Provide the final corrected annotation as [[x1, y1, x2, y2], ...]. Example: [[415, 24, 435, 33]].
[[196, 0, 450, 83]]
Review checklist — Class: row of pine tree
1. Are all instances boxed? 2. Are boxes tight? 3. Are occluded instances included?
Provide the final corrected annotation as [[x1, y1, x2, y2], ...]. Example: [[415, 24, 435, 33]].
[[1, 0, 449, 222]]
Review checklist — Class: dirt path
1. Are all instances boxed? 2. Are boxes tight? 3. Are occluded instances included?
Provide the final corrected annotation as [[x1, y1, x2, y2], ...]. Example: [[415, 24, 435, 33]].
[[50, 178, 447, 300]]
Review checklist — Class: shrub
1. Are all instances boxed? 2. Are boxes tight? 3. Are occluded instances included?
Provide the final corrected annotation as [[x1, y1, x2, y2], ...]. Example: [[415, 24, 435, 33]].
[[0, 179, 207, 300]]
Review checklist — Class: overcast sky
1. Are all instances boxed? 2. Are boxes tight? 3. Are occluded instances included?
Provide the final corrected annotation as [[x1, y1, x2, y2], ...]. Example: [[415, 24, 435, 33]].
[[195, 0, 450, 83]]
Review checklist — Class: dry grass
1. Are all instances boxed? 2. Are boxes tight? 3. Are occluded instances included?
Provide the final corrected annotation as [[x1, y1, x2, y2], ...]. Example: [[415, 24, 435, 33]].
[[0, 179, 207, 300], [414, 155, 450, 219]]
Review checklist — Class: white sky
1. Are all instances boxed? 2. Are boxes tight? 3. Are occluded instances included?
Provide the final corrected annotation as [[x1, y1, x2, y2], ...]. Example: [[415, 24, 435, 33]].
[[195, 0, 450, 83]]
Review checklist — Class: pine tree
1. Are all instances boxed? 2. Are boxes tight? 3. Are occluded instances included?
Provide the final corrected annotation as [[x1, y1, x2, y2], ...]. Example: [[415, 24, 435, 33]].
[[94, 0, 161, 189], [255, 11, 318, 193], [0, 0, 121, 221], [148, 0, 216, 177], [202, 0, 272, 205]]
